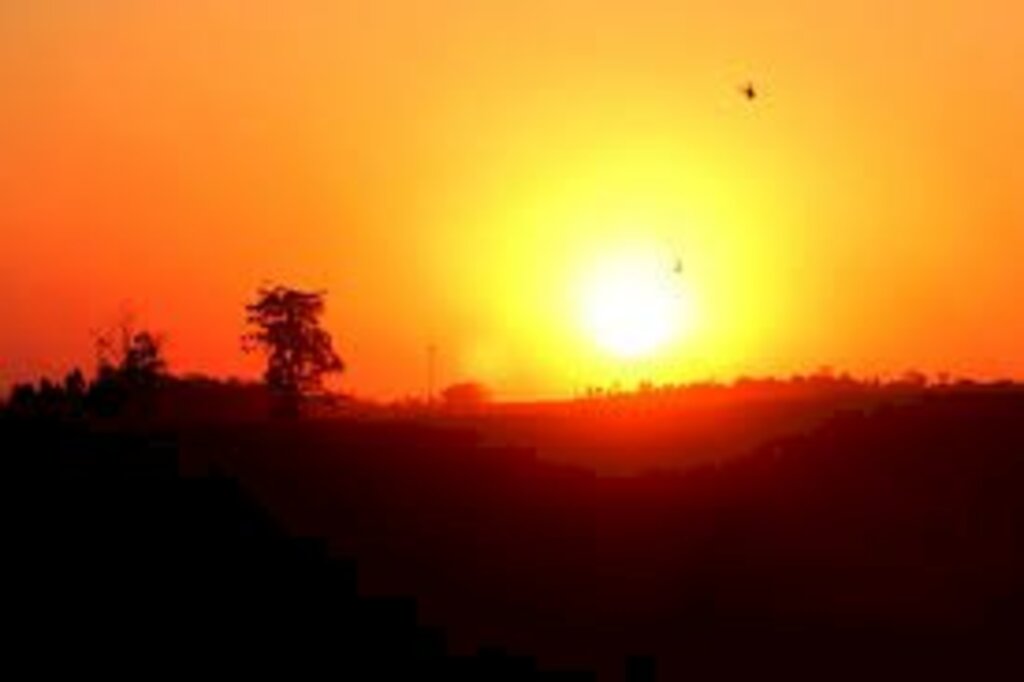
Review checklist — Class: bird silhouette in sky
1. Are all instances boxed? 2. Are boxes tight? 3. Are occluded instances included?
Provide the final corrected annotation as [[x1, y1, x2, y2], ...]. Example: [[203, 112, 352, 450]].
[[740, 82, 757, 100]]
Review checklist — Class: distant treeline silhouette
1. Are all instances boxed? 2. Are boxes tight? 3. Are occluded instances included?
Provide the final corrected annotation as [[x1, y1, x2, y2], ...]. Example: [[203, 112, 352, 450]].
[[4, 284, 347, 421], [6, 327, 168, 420]]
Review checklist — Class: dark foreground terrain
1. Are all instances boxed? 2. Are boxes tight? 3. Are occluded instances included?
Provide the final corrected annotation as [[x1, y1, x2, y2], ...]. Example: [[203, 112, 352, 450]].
[[7, 383, 1024, 681]]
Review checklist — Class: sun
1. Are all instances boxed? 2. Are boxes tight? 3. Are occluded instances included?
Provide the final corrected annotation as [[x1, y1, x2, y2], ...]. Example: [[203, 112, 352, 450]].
[[580, 250, 690, 359]]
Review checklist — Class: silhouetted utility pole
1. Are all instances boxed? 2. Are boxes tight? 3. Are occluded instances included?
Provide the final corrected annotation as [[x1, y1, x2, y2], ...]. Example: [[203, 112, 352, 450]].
[[427, 343, 437, 404]]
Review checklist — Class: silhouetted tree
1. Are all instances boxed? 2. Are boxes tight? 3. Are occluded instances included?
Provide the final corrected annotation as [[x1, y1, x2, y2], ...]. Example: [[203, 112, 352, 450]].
[[87, 326, 168, 417], [57, 368, 87, 418], [119, 331, 167, 391], [63, 368, 87, 399], [36, 378, 65, 417], [243, 285, 344, 416], [7, 382, 37, 417]]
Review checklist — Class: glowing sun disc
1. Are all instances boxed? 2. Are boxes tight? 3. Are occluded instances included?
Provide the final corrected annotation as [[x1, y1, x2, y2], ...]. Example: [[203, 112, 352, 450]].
[[581, 254, 685, 358]]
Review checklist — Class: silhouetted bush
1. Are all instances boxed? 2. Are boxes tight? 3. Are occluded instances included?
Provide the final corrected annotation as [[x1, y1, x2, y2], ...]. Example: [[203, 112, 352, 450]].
[[441, 382, 491, 412]]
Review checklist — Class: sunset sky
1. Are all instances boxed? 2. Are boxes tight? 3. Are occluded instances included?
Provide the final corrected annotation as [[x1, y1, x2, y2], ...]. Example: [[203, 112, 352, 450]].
[[1, 1, 1021, 400]]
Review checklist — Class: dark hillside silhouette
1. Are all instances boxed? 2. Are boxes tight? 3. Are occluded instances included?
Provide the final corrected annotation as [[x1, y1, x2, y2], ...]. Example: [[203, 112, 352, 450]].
[[6, 417, 597, 681], [6, 376, 1024, 681]]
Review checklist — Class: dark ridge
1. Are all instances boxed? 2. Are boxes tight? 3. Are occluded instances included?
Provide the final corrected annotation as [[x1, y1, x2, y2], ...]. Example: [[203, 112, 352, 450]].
[[5, 420, 596, 681], [7, 384, 1024, 681]]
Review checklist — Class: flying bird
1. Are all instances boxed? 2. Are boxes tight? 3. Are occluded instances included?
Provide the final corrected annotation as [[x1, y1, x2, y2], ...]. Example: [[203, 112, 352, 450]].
[[740, 82, 757, 100]]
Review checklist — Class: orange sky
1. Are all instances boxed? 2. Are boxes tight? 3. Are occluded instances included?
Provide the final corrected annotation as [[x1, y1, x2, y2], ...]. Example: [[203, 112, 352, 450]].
[[1, 1, 1022, 400]]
